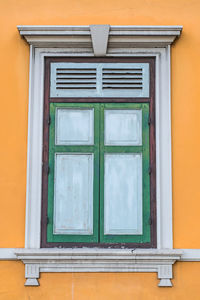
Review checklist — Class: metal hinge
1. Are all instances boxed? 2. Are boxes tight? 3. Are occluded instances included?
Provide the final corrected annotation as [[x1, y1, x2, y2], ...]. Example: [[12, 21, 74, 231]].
[[43, 163, 50, 174], [149, 165, 152, 174], [46, 216, 49, 225], [48, 115, 51, 125], [148, 115, 151, 126], [149, 217, 153, 225]]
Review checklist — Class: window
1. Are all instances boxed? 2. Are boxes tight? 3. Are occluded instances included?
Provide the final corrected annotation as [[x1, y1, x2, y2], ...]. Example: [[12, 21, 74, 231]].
[[16, 25, 183, 287], [41, 57, 156, 248]]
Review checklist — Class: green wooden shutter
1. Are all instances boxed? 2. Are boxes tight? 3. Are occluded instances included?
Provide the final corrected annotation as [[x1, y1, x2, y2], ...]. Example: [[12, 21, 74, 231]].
[[47, 102, 150, 244], [47, 103, 100, 243], [99, 103, 150, 243]]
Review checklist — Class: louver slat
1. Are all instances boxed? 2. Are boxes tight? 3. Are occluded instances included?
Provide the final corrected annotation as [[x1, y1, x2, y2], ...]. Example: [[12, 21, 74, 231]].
[[50, 63, 149, 97], [55, 68, 96, 91], [102, 68, 143, 90]]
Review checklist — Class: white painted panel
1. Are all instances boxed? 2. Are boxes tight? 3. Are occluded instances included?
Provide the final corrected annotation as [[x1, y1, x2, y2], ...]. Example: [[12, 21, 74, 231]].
[[104, 109, 142, 146], [54, 153, 93, 234], [55, 108, 94, 145], [104, 154, 142, 235]]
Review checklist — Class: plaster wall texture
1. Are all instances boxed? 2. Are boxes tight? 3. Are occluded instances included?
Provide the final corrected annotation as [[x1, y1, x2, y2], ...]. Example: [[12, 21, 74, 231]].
[[0, 262, 200, 300]]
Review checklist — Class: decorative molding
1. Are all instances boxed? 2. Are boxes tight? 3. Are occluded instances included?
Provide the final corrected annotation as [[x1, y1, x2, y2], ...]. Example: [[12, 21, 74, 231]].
[[3, 247, 200, 285], [17, 25, 182, 49], [0, 248, 18, 260], [15, 24, 184, 287], [2, 248, 200, 262], [23, 47, 175, 250], [180, 249, 200, 261], [89, 25, 110, 56], [21, 46, 175, 285], [25, 264, 40, 286], [158, 265, 173, 287], [15, 249, 182, 287]]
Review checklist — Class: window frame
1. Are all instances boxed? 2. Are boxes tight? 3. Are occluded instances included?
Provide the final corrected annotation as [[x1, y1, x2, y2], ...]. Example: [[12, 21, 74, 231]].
[[41, 57, 156, 248], [24, 47, 173, 250], [16, 25, 183, 287]]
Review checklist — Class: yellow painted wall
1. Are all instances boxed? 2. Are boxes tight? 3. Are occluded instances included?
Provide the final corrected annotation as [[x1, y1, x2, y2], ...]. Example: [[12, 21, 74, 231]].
[[0, 0, 200, 297], [0, 261, 200, 300]]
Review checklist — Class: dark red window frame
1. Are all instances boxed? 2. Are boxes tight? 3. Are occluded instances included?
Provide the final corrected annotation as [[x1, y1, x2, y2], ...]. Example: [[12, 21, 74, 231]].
[[41, 57, 156, 248]]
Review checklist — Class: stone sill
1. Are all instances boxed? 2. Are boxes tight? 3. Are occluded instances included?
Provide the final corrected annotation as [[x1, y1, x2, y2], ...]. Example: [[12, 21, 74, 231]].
[[15, 248, 182, 287]]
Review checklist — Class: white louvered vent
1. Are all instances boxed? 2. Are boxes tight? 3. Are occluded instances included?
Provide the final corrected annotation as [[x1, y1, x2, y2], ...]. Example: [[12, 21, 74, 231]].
[[56, 67, 96, 90], [102, 67, 143, 90], [50, 63, 149, 98]]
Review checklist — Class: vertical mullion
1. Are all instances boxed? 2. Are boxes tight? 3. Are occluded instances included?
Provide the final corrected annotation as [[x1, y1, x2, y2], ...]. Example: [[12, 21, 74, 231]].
[[142, 103, 151, 242], [93, 103, 100, 242], [47, 103, 56, 241], [99, 103, 105, 242]]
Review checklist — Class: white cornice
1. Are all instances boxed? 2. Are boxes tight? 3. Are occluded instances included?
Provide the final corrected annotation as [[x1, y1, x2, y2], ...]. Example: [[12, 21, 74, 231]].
[[17, 25, 182, 48]]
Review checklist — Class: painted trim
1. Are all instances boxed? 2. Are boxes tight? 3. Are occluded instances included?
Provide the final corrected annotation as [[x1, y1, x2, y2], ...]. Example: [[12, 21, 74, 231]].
[[22, 47, 175, 286], [0, 248, 17, 260], [14, 248, 182, 287], [20, 46, 175, 286], [17, 25, 182, 48], [180, 249, 200, 261], [24, 47, 174, 250], [89, 25, 110, 56], [1, 247, 199, 286], [1, 248, 200, 261], [15, 24, 184, 286], [25, 47, 45, 248]]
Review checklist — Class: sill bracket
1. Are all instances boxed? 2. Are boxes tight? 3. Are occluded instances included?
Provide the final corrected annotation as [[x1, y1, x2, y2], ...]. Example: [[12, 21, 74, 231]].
[[15, 248, 182, 287]]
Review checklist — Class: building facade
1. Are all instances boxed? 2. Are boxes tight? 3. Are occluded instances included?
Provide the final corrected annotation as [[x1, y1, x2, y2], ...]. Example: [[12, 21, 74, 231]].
[[0, 0, 200, 299]]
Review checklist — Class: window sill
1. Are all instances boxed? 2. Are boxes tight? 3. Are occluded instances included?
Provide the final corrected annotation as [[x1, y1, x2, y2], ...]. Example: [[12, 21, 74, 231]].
[[15, 248, 182, 287]]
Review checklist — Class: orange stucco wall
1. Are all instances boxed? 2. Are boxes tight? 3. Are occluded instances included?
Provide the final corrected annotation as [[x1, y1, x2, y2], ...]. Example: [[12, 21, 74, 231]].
[[1, 0, 200, 298], [1, 261, 200, 300]]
